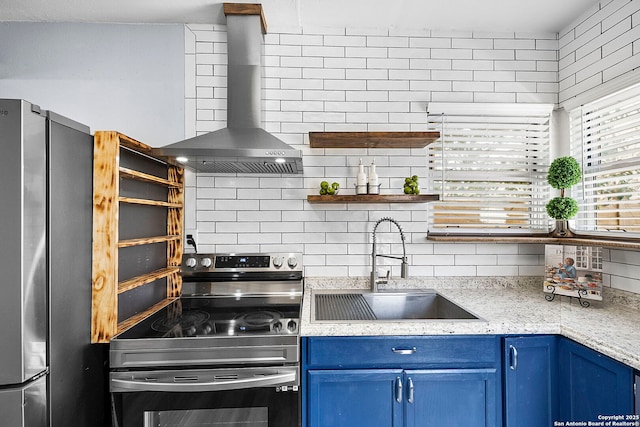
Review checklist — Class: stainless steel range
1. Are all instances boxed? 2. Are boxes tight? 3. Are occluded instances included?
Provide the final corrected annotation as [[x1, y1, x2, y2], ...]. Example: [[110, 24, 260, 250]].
[[110, 252, 303, 427]]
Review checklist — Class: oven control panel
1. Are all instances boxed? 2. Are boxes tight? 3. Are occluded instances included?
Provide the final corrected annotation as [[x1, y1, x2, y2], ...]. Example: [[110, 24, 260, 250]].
[[181, 252, 303, 273]]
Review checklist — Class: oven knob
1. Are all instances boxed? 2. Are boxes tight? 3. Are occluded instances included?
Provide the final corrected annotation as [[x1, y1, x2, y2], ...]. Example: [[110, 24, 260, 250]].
[[287, 320, 297, 333], [287, 256, 298, 268], [185, 257, 197, 268], [272, 321, 283, 333], [272, 256, 284, 268], [200, 257, 213, 268]]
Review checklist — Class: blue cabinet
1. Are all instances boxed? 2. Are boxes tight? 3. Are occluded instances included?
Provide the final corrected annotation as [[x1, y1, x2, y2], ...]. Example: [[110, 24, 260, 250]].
[[406, 369, 499, 427], [558, 337, 634, 421], [307, 369, 402, 427], [303, 336, 502, 427], [503, 335, 558, 427]]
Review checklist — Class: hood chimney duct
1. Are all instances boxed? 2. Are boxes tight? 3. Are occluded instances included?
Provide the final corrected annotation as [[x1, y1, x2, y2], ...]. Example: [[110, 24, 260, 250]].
[[152, 3, 303, 174]]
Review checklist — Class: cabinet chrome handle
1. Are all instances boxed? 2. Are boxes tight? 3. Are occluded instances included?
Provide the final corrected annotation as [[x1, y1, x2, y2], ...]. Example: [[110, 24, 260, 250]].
[[391, 347, 417, 355], [509, 345, 518, 371], [407, 377, 414, 404], [395, 377, 403, 403]]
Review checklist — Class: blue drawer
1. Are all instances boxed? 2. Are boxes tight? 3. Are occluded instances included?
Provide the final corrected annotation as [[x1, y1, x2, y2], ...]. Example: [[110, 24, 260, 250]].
[[304, 335, 500, 369]]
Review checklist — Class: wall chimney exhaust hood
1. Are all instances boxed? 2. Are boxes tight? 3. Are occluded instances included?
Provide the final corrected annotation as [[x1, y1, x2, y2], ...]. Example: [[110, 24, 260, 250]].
[[152, 3, 303, 174]]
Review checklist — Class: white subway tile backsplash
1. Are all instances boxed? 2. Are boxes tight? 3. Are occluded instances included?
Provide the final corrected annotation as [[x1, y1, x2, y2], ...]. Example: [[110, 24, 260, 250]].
[[183, 19, 640, 288], [431, 48, 473, 60], [435, 265, 477, 276], [476, 266, 518, 276], [494, 39, 536, 50], [238, 210, 281, 222]]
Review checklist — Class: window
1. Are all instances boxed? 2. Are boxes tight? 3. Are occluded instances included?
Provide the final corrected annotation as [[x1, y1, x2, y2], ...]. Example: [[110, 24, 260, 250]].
[[426, 103, 553, 234], [574, 246, 603, 271], [569, 83, 640, 237]]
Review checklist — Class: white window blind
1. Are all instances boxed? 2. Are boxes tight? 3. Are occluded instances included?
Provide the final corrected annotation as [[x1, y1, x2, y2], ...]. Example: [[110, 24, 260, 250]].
[[569, 83, 640, 236], [426, 103, 553, 234]]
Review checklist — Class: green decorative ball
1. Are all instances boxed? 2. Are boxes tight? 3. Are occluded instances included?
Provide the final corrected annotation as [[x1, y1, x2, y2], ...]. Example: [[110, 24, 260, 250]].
[[546, 196, 579, 220], [547, 156, 581, 190]]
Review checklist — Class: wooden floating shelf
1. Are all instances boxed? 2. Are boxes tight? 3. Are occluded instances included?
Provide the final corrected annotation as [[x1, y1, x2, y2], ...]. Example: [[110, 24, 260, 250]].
[[118, 235, 181, 248], [116, 297, 177, 335], [118, 267, 180, 294], [120, 167, 182, 188], [427, 234, 640, 250], [307, 194, 440, 203], [309, 131, 441, 149]]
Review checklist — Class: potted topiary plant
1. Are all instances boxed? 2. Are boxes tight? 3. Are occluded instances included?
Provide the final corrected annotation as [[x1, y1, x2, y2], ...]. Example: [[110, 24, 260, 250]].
[[546, 156, 581, 237]]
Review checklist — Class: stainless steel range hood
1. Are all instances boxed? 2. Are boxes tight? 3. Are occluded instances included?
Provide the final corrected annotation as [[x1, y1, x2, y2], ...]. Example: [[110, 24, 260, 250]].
[[152, 4, 303, 174]]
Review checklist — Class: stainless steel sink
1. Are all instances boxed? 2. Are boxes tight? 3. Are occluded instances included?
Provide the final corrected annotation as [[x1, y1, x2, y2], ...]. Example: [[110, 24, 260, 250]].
[[313, 290, 482, 322]]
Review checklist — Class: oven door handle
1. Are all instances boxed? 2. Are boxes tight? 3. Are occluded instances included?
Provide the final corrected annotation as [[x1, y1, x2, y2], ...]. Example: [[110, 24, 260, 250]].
[[111, 371, 297, 393]]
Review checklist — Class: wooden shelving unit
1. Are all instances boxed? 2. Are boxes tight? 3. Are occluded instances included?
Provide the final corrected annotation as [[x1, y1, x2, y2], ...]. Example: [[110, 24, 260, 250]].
[[92, 131, 184, 343], [307, 194, 440, 203], [309, 131, 441, 148]]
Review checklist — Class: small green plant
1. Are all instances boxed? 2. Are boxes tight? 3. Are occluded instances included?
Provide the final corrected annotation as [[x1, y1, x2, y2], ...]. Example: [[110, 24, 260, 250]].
[[546, 196, 579, 220], [403, 175, 420, 194], [319, 181, 340, 195], [545, 156, 581, 220]]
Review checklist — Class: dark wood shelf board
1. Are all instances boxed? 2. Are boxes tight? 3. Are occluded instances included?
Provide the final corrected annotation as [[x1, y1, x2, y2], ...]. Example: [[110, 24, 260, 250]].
[[309, 131, 440, 149], [427, 234, 640, 250], [307, 194, 440, 203]]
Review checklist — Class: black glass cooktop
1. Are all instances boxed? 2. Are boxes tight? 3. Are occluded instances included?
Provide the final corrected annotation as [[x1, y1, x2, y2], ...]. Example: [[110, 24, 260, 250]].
[[116, 296, 301, 340]]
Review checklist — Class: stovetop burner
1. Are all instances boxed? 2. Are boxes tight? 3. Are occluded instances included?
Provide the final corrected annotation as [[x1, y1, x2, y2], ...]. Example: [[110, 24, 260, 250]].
[[234, 310, 282, 331], [151, 310, 211, 334]]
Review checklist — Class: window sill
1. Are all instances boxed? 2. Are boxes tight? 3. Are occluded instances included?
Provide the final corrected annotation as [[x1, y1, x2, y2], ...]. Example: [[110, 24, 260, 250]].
[[426, 233, 640, 250]]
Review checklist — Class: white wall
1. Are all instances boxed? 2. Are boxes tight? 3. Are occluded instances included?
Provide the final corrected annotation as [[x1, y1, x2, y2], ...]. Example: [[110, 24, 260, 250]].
[[184, 24, 557, 278], [185, 11, 640, 296], [0, 22, 184, 145], [559, 0, 640, 106]]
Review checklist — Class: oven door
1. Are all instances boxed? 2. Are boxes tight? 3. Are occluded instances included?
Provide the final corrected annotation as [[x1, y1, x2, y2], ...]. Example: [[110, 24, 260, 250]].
[[111, 367, 299, 427]]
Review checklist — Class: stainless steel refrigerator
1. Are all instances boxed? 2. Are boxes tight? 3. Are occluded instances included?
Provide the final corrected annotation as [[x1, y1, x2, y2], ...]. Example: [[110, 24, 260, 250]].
[[0, 99, 107, 426]]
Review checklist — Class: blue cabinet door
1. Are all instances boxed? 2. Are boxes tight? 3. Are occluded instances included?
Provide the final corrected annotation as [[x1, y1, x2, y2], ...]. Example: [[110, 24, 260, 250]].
[[307, 369, 403, 427], [559, 337, 634, 422], [405, 369, 500, 427], [504, 336, 558, 427]]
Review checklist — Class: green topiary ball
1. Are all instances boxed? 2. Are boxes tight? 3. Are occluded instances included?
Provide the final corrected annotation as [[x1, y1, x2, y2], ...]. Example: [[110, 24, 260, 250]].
[[546, 196, 579, 220], [547, 156, 581, 190]]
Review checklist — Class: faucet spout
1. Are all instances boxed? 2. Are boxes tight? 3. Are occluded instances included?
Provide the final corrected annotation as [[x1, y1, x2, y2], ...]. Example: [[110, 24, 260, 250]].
[[370, 217, 408, 292]]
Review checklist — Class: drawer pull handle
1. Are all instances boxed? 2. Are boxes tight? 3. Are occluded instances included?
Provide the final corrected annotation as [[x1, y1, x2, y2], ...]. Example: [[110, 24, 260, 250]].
[[407, 377, 414, 404], [509, 345, 518, 371], [392, 347, 417, 355]]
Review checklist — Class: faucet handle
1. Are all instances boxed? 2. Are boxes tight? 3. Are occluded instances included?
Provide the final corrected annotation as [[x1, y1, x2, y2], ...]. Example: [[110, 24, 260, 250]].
[[376, 268, 390, 284]]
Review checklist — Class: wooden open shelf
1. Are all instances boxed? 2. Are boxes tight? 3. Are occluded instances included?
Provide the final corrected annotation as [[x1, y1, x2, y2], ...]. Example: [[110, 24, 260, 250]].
[[120, 166, 182, 188], [308, 194, 440, 203], [118, 235, 182, 248], [309, 131, 440, 149], [119, 196, 183, 208], [116, 297, 178, 336], [117, 267, 181, 294], [92, 131, 184, 343]]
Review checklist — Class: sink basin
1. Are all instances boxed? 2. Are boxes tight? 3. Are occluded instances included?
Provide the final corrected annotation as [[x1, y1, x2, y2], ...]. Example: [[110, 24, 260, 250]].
[[313, 291, 482, 322]]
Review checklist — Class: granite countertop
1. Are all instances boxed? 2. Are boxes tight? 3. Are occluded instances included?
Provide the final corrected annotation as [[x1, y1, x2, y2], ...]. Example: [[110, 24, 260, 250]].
[[301, 277, 640, 371]]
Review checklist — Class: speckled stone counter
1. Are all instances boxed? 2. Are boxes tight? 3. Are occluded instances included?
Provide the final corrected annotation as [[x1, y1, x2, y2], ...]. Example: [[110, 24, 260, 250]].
[[301, 277, 640, 371]]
